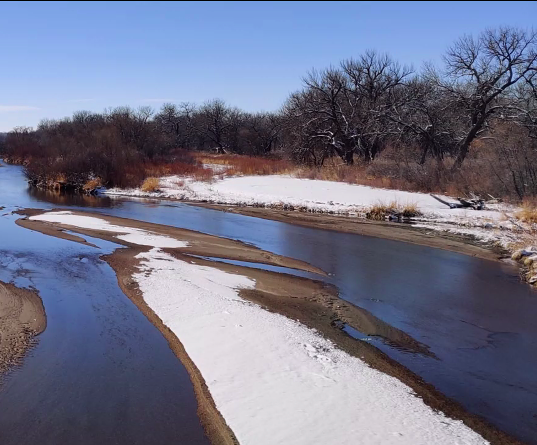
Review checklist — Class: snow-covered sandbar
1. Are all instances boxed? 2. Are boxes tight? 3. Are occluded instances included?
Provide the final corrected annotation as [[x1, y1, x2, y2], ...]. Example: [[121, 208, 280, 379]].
[[133, 247, 487, 444]]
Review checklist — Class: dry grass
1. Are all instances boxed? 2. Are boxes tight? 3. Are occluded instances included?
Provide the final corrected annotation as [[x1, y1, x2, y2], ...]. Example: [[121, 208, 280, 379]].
[[295, 158, 414, 190], [190, 152, 498, 202], [401, 202, 420, 218], [142, 161, 213, 179], [515, 200, 537, 224], [366, 200, 421, 220], [141, 177, 160, 192], [121, 160, 215, 188], [192, 153, 293, 176], [82, 178, 102, 192]]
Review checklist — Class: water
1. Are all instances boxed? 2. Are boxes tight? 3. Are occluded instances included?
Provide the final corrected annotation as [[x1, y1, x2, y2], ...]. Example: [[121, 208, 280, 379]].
[[2, 161, 537, 443], [0, 163, 209, 444]]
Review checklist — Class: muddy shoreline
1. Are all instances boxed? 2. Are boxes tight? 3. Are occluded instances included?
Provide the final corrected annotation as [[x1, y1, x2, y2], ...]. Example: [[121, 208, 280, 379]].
[[0, 281, 46, 379]]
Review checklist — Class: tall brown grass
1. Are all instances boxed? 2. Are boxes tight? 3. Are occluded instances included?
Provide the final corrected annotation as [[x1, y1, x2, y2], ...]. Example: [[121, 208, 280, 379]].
[[141, 177, 160, 192], [192, 153, 293, 176], [82, 178, 103, 192], [118, 160, 215, 188], [515, 199, 537, 224], [366, 200, 421, 220]]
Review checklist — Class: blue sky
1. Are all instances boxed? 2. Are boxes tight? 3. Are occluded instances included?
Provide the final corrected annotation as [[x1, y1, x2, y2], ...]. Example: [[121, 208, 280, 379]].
[[1, 1, 536, 131]]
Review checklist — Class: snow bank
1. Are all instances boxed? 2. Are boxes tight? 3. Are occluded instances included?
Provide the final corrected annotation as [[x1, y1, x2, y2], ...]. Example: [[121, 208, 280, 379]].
[[30, 211, 188, 248], [134, 248, 486, 445], [106, 174, 505, 220], [104, 174, 535, 256]]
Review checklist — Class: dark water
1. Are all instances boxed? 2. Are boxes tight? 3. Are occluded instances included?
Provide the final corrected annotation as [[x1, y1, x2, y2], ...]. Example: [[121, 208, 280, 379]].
[[2, 161, 537, 443], [0, 164, 209, 444]]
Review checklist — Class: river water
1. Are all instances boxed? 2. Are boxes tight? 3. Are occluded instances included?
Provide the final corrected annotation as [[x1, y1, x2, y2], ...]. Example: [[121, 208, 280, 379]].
[[1, 161, 536, 443]]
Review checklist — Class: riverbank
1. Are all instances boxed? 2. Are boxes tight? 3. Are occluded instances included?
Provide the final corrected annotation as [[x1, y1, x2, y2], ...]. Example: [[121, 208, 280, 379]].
[[103, 172, 537, 285], [14, 209, 519, 444], [0, 281, 46, 379]]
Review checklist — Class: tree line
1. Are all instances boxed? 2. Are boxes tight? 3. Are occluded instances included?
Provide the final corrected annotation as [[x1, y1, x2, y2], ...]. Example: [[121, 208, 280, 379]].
[[2, 26, 537, 198]]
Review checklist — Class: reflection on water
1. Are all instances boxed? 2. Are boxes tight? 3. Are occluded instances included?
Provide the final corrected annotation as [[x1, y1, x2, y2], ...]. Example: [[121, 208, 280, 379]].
[[27, 187, 115, 208], [2, 162, 537, 443]]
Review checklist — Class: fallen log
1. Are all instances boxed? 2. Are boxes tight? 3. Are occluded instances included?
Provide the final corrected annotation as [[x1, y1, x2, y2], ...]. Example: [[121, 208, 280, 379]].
[[431, 194, 486, 210], [430, 194, 464, 209]]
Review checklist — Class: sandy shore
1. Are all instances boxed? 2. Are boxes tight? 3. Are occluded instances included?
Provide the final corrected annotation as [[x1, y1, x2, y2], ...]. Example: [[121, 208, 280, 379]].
[[0, 281, 46, 379], [15, 209, 520, 444]]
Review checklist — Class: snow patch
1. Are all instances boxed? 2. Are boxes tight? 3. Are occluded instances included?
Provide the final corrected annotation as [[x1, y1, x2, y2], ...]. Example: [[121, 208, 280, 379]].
[[30, 211, 188, 248], [105, 175, 507, 220], [133, 248, 487, 445]]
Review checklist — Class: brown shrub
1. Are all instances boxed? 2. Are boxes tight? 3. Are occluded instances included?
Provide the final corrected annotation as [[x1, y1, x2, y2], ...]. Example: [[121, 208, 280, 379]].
[[115, 159, 216, 188], [366, 200, 421, 220], [192, 152, 293, 176], [191, 168, 215, 182], [401, 203, 420, 218], [141, 177, 160, 192], [82, 178, 102, 192], [516, 200, 537, 224]]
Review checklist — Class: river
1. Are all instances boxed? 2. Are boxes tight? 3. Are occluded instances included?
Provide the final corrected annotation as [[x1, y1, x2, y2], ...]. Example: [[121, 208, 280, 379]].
[[1, 161, 536, 444]]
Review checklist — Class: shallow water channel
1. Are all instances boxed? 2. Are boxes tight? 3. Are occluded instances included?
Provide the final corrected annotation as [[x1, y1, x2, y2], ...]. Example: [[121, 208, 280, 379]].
[[1, 161, 537, 444]]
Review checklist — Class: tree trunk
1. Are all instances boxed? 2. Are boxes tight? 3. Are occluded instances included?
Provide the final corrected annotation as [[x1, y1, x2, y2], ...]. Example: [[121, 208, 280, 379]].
[[419, 145, 429, 165], [370, 138, 380, 160], [451, 114, 486, 172], [343, 149, 354, 165], [451, 141, 470, 171]]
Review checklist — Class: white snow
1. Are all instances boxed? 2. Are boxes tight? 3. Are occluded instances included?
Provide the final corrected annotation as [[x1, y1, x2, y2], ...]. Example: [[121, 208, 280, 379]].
[[30, 211, 188, 248], [106, 175, 506, 220], [134, 248, 487, 445]]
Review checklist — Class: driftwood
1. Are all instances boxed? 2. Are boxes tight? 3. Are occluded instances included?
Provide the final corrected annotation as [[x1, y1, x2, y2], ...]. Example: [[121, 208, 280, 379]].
[[430, 194, 486, 210]]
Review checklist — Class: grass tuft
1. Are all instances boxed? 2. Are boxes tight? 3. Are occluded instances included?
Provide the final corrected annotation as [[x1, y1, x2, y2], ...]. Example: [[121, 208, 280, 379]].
[[82, 178, 102, 192], [515, 200, 537, 224], [366, 200, 421, 220], [141, 177, 160, 192]]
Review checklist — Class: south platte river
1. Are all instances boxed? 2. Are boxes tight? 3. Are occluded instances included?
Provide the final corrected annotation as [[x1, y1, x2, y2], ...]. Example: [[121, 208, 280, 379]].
[[1, 161, 536, 444]]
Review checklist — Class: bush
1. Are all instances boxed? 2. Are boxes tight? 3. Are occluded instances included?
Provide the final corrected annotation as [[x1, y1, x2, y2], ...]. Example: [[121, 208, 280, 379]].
[[141, 177, 160, 192], [82, 178, 102, 192], [366, 200, 421, 220], [401, 203, 420, 218], [516, 200, 537, 224]]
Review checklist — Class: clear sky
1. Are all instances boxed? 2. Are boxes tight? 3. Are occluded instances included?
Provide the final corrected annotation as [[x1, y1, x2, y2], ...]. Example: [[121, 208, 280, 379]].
[[1, 1, 536, 131]]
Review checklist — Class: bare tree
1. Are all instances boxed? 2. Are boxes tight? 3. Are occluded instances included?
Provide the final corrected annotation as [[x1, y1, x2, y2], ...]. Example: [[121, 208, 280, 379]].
[[243, 112, 282, 155], [285, 51, 411, 165], [431, 27, 537, 171], [155, 102, 197, 150], [389, 76, 459, 165], [106, 106, 157, 157], [195, 99, 234, 154], [341, 51, 412, 161]]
